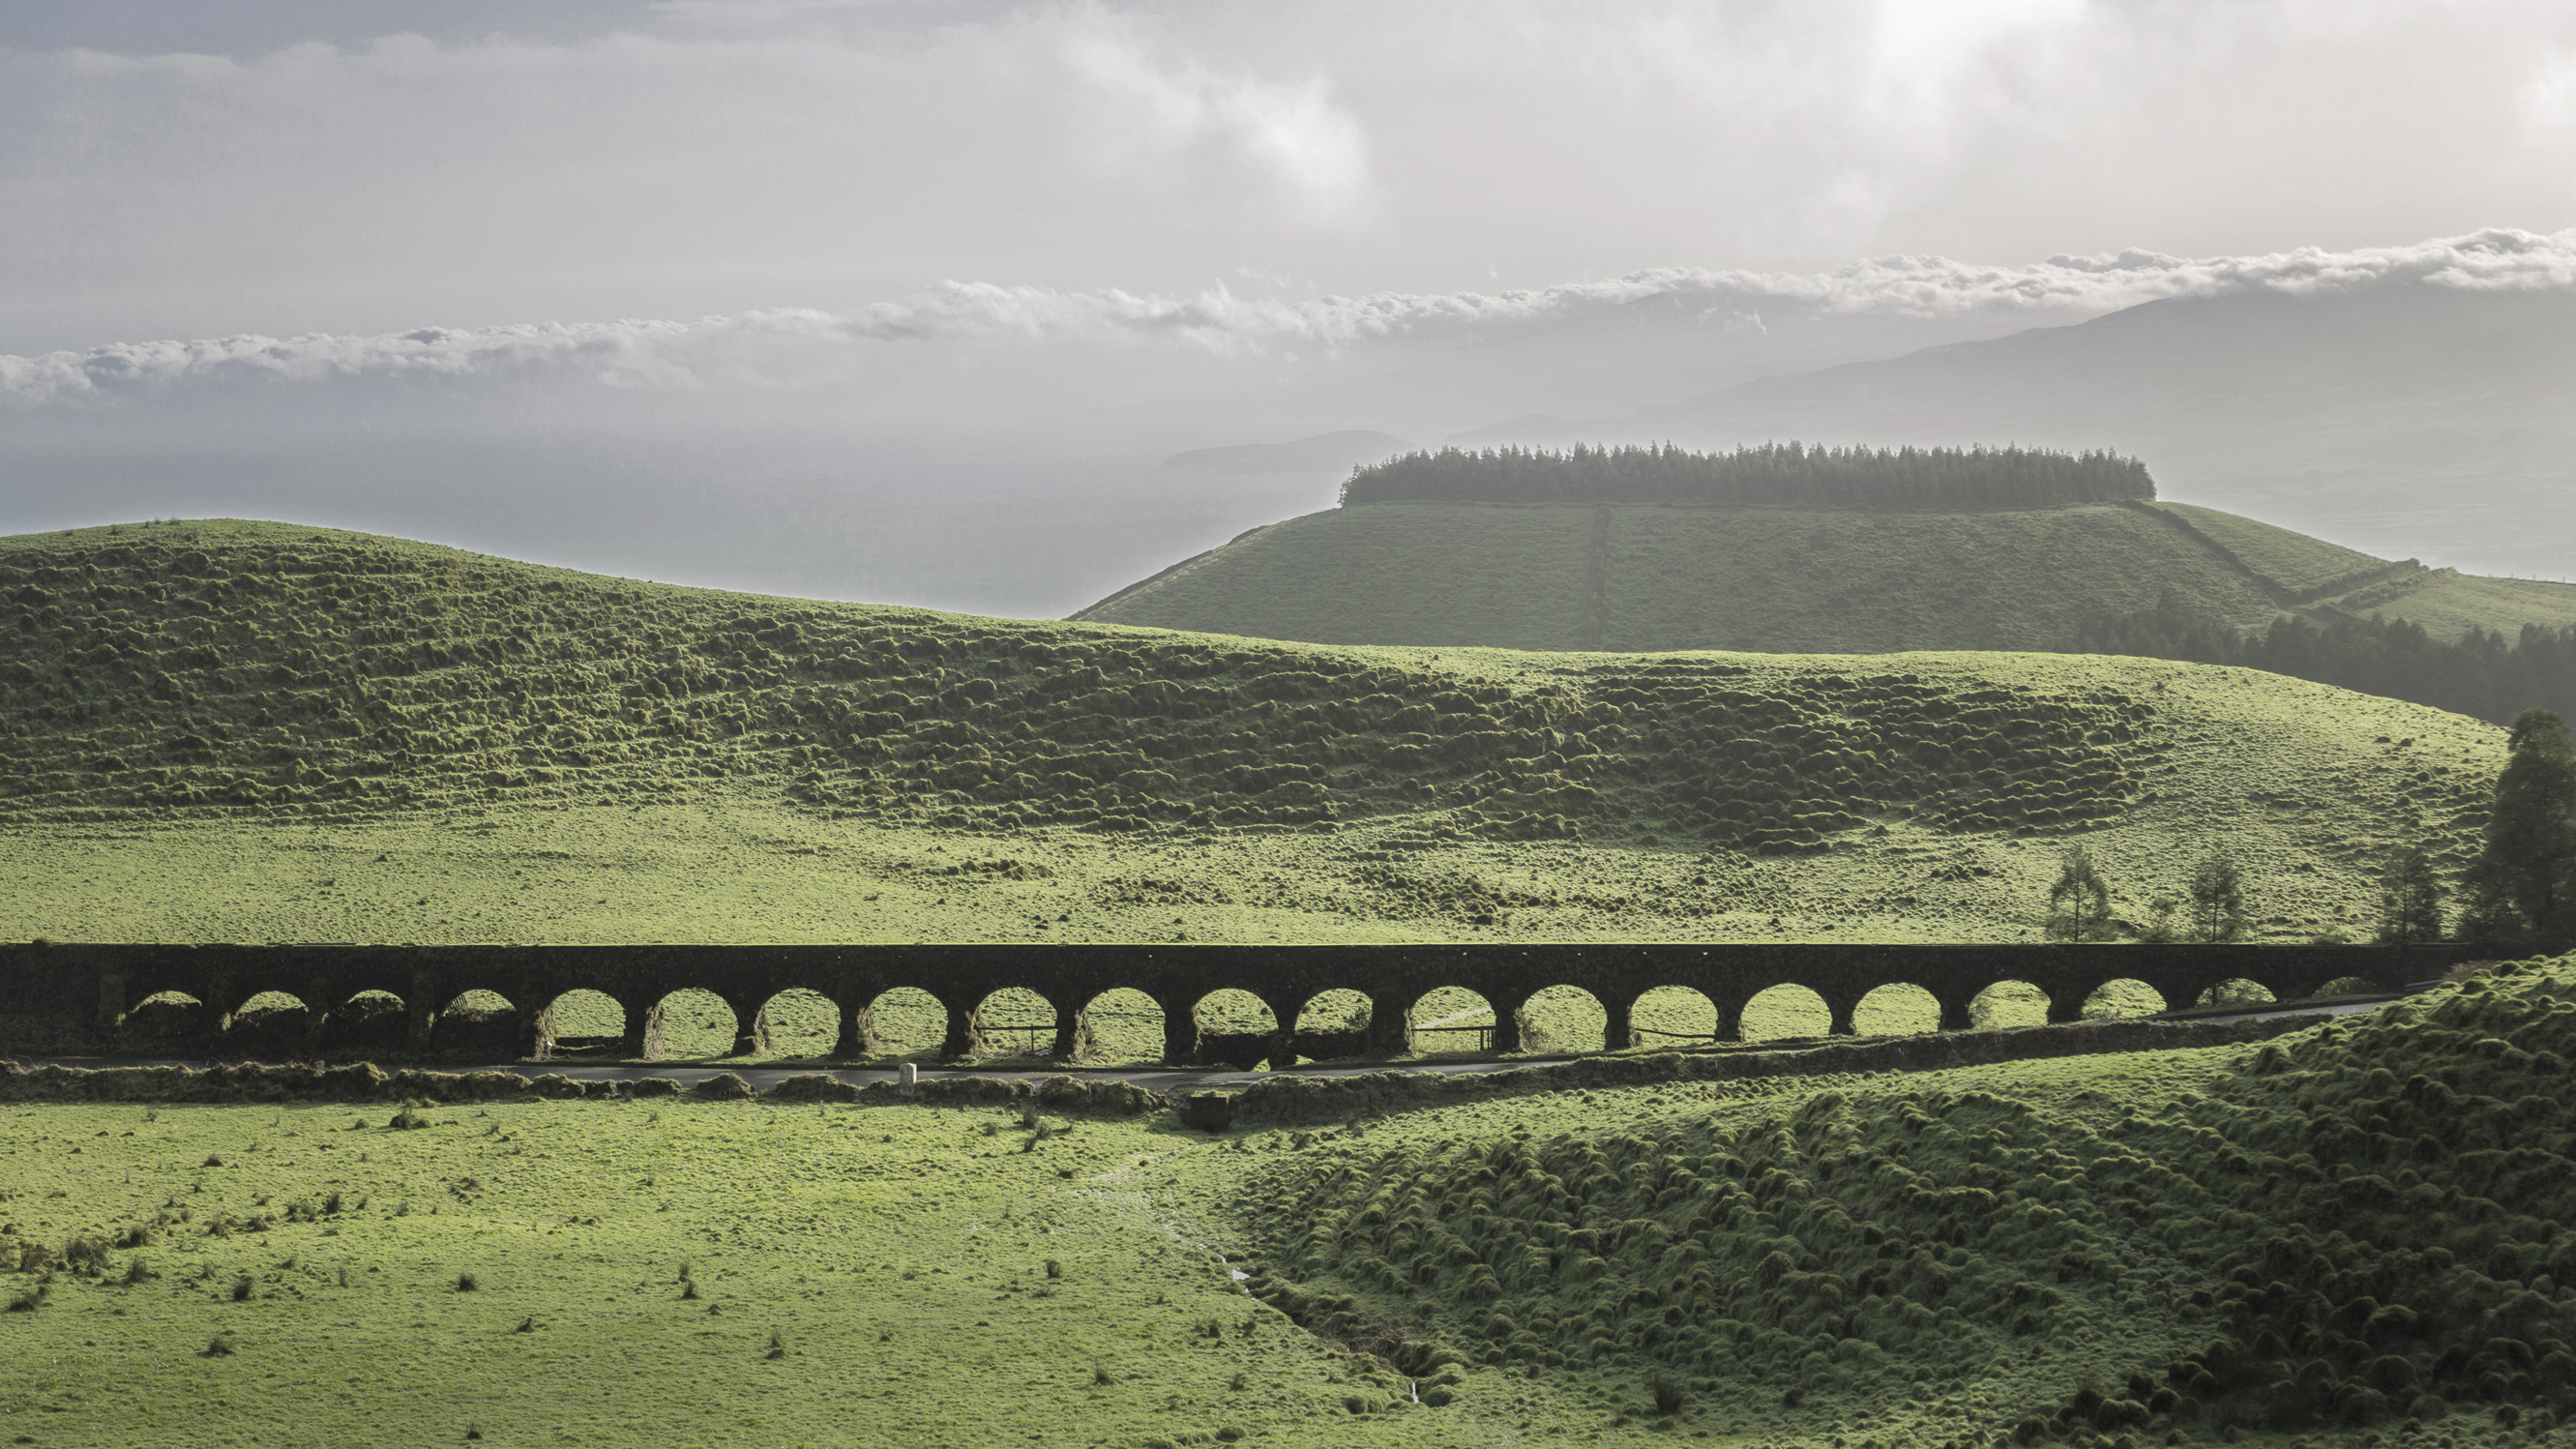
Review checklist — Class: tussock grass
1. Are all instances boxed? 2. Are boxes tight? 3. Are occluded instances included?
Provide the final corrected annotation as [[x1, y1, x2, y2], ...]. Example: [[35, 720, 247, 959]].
[[1, 1095, 1455, 1446], [0, 518, 2506, 960], [1226, 949, 2576, 1442]]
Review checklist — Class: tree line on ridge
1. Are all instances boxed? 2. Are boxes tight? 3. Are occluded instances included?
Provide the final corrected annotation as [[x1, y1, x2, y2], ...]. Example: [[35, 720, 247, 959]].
[[1339, 442, 2155, 510], [2050, 590, 2576, 728]]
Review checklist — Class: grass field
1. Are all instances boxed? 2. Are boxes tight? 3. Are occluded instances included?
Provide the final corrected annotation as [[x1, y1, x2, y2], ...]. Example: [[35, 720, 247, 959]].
[[1226, 952, 2576, 1445], [1077, 499, 2576, 653], [0, 1095, 1390, 1448], [11, 959, 2574, 1447], [2339, 570, 2576, 639], [2144, 501, 2393, 594], [0, 518, 2506, 967], [1077, 502, 2277, 652]]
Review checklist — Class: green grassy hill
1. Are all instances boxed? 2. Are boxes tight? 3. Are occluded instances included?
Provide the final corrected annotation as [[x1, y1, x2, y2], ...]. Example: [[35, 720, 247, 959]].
[[1073, 499, 2576, 652], [0, 518, 2505, 947], [1235, 952, 2576, 1443]]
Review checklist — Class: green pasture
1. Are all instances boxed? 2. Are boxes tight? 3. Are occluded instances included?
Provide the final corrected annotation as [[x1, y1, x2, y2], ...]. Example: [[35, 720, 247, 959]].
[[15, 959, 2576, 1447], [1199, 953, 2576, 1447], [0, 1096, 1481, 1449], [2142, 501, 2390, 594], [1078, 499, 2576, 654], [2358, 571, 2576, 640], [0, 517, 2512, 963]]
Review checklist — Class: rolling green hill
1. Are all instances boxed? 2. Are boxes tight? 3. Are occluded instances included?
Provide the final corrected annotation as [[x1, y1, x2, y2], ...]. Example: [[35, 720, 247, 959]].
[[0, 518, 2506, 948], [1072, 498, 2576, 653], [1238, 952, 2576, 1442]]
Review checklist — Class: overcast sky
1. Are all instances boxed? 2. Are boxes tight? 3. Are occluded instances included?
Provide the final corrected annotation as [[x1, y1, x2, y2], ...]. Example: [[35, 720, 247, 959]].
[[4, 0, 2573, 350], [5, 1, 2575, 612]]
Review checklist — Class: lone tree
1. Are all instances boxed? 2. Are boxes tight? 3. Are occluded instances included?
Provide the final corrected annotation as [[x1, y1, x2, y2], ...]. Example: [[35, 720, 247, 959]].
[[2046, 843, 2116, 942], [2185, 845, 2249, 944], [2464, 708, 2576, 939], [2375, 840, 2446, 946]]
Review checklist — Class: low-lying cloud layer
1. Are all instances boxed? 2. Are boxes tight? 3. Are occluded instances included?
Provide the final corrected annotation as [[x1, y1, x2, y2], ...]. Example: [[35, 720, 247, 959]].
[[9, 227, 2571, 412]]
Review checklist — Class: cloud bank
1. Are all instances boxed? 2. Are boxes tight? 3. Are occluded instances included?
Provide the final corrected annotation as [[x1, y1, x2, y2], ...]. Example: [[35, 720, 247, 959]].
[[8, 227, 2572, 410]]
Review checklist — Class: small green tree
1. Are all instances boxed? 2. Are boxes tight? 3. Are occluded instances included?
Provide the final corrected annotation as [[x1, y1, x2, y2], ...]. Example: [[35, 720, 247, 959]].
[[2469, 709, 2576, 938], [2045, 843, 2115, 942], [2139, 892, 2183, 944], [2185, 845, 2249, 943], [2374, 841, 2445, 946]]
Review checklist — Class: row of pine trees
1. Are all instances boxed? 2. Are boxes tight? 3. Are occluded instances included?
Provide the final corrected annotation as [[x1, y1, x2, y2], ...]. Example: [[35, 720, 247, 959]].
[[1339, 442, 2156, 510], [2054, 590, 2576, 728]]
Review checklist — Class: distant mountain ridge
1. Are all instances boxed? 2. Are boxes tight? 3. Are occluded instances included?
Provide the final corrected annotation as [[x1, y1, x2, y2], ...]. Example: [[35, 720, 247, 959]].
[[1162, 429, 1411, 474], [1438, 281, 2576, 578]]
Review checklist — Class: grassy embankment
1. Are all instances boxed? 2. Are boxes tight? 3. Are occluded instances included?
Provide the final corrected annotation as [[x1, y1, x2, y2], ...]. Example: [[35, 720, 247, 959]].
[[8, 958, 2576, 1447], [0, 518, 2501, 968], [1075, 499, 2576, 652]]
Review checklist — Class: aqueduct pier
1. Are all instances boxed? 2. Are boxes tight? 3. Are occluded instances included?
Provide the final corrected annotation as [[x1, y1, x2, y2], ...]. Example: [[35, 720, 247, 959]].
[[0, 941, 2479, 1068]]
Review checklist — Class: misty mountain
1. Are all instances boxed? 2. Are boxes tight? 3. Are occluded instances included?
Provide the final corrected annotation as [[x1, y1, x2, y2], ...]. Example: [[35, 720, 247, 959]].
[[1453, 281, 2576, 578], [10, 250, 2574, 618], [1161, 430, 1410, 474]]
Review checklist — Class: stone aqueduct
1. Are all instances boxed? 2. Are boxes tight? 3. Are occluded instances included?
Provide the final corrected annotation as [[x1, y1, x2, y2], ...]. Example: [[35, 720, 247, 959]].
[[0, 941, 2475, 1069]]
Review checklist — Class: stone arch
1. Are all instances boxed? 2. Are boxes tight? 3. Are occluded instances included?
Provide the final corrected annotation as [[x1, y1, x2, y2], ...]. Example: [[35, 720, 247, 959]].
[[529, 989, 622, 1060], [1290, 990, 1374, 1062], [2194, 978, 2275, 1010], [1515, 985, 1607, 1054], [1628, 986, 1717, 1050], [321, 989, 410, 1053], [1739, 984, 1830, 1043], [225, 991, 312, 1051], [1852, 983, 1941, 1038], [1969, 980, 2051, 1031], [429, 989, 518, 1055], [121, 990, 210, 1041], [1194, 989, 1278, 1035], [2082, 979, 2166, 1020], [1408, 986, 1495, 1055], [858, 987, 947, 1058], [2312, 976, 2381, 999], [1076, 988, 1165, 1065], [751, 988, 840, 1058], [971, 987, 1060, 1060], [1190, 990, 1279, 1071], [233, 989, 308, 1024], [641, 988, 735, 1061], [1294, 989, 1372, 1034]]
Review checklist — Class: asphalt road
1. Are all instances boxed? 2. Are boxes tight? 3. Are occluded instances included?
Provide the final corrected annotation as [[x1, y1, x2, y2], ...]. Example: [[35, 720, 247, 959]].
[[14, 999, 2388, 1093]]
